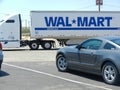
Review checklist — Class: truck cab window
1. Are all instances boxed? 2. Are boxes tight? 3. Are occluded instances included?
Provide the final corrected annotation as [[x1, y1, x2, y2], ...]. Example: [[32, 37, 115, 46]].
[[6, 20, 15, 23]]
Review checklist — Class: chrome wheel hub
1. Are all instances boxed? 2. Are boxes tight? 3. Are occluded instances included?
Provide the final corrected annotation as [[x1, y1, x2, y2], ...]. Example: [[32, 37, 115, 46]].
[[58, 57, 67, 71], [104, 65, 116, 82], [32, 43, 37, 48], [45, 43, 50, 48]]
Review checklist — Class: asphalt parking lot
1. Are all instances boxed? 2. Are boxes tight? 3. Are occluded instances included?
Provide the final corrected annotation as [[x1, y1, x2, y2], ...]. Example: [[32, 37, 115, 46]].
[[0, 47, 120, 90]]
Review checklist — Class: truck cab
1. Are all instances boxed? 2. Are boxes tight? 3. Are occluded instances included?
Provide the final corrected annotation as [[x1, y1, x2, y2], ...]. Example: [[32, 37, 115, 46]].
[[0, 14, 22, 48]]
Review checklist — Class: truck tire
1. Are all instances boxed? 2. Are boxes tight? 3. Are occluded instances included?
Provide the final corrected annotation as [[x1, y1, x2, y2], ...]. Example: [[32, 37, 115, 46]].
[[41, 42, 52, 50], [29, 41, 39, 50]]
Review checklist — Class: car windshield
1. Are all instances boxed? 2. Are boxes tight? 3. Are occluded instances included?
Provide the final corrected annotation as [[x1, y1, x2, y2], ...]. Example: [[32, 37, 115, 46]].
[[111, 39, 120, 46]]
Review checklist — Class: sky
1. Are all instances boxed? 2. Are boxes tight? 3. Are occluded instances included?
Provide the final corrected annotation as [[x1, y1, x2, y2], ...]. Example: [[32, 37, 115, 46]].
[[0, 0, 120, 26]]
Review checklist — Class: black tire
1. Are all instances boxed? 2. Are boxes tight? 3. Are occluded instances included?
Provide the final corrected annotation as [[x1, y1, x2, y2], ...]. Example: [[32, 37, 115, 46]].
[[29, 41, 39, 50], [41, 42, 52, 50], [102, 62, 120, 85], [56, 54, 68, 72]]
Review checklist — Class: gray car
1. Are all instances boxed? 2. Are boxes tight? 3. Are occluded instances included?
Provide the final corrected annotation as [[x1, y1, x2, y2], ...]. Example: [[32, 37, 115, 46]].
[[56, 36, 120, 85]]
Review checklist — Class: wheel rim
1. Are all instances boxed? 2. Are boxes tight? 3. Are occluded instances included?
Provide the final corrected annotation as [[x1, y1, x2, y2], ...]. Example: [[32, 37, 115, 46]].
[[32, 43, 38, 49], [57, 56, 67, 71], [44, 43, 51, 49], [104, 65, 116, 82]]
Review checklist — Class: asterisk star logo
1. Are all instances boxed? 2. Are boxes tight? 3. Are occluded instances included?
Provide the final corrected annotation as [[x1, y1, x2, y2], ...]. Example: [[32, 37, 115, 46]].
[[72, 19, 76, 24]]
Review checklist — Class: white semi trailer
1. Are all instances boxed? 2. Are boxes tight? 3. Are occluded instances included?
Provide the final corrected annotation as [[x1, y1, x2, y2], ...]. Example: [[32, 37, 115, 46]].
[[0, 11, 120, 50]]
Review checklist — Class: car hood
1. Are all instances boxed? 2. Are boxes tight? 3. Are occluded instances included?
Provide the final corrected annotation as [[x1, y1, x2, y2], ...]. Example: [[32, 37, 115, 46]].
[[58, 45, 77, 52]]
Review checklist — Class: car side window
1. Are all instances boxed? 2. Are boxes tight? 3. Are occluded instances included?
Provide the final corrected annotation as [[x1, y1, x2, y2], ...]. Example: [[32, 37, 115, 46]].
[[104, 43, 116, 50], [81, 39, 102, 50]]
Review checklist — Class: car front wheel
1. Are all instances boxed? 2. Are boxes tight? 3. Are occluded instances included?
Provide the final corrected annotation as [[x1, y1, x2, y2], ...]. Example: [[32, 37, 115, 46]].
[[56, 54, 68, 72], [102, 62, 120, 85]]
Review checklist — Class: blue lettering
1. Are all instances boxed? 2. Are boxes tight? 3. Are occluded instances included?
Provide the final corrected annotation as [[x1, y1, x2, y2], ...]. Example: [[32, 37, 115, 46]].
[[77, 17, 88, 26], [57, 17, 65, 26], [45, 17, 72, 27], [44, 17, 57, 26], [66, 17, 72, 26], [88, 17, 97, 26], [77, 17, 112, 27], [97, 17, 104, 26], [44, 16, 112, 27], [105, 17, 112, 26]]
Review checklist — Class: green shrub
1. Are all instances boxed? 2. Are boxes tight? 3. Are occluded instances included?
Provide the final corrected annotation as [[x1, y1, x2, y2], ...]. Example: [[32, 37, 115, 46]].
[[22, 27, 30, 36]]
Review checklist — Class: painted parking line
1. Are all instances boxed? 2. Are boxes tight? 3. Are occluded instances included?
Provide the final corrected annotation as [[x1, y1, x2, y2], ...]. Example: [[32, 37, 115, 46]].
[[3, 63, 112, 90]]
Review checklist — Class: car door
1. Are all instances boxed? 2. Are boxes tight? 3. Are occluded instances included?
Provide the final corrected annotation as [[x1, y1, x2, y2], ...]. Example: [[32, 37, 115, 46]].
[[78, 39, 102, 69]]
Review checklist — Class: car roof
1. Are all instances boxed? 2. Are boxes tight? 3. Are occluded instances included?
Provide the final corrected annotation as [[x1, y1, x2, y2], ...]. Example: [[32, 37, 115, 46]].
[[95, 36, 120, 41]]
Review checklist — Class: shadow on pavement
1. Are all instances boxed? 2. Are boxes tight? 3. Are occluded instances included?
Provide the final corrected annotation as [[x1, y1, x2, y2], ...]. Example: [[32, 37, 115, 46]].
[[67, 70, 120, 86], [0, 70, 10, 77], [68, 70, 103, 83]]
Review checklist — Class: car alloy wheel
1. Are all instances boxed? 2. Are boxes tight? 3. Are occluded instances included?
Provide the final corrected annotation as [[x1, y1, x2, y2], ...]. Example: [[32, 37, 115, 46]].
[[56, 55, 68, 72], [102, 62, 119, 85]]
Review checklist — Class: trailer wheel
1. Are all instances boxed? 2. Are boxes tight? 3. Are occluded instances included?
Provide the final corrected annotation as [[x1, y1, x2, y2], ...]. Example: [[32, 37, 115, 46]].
[[29, 41, 39, 50], [41, 42, 52, 50]]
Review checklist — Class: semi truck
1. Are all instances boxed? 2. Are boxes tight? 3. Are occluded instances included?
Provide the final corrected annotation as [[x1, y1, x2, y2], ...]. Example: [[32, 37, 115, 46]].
[[0, 11, 120, 50]]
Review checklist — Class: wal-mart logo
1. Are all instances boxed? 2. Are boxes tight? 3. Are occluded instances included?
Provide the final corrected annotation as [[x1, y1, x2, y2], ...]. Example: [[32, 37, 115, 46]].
[[35, 16, 120, 30]]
